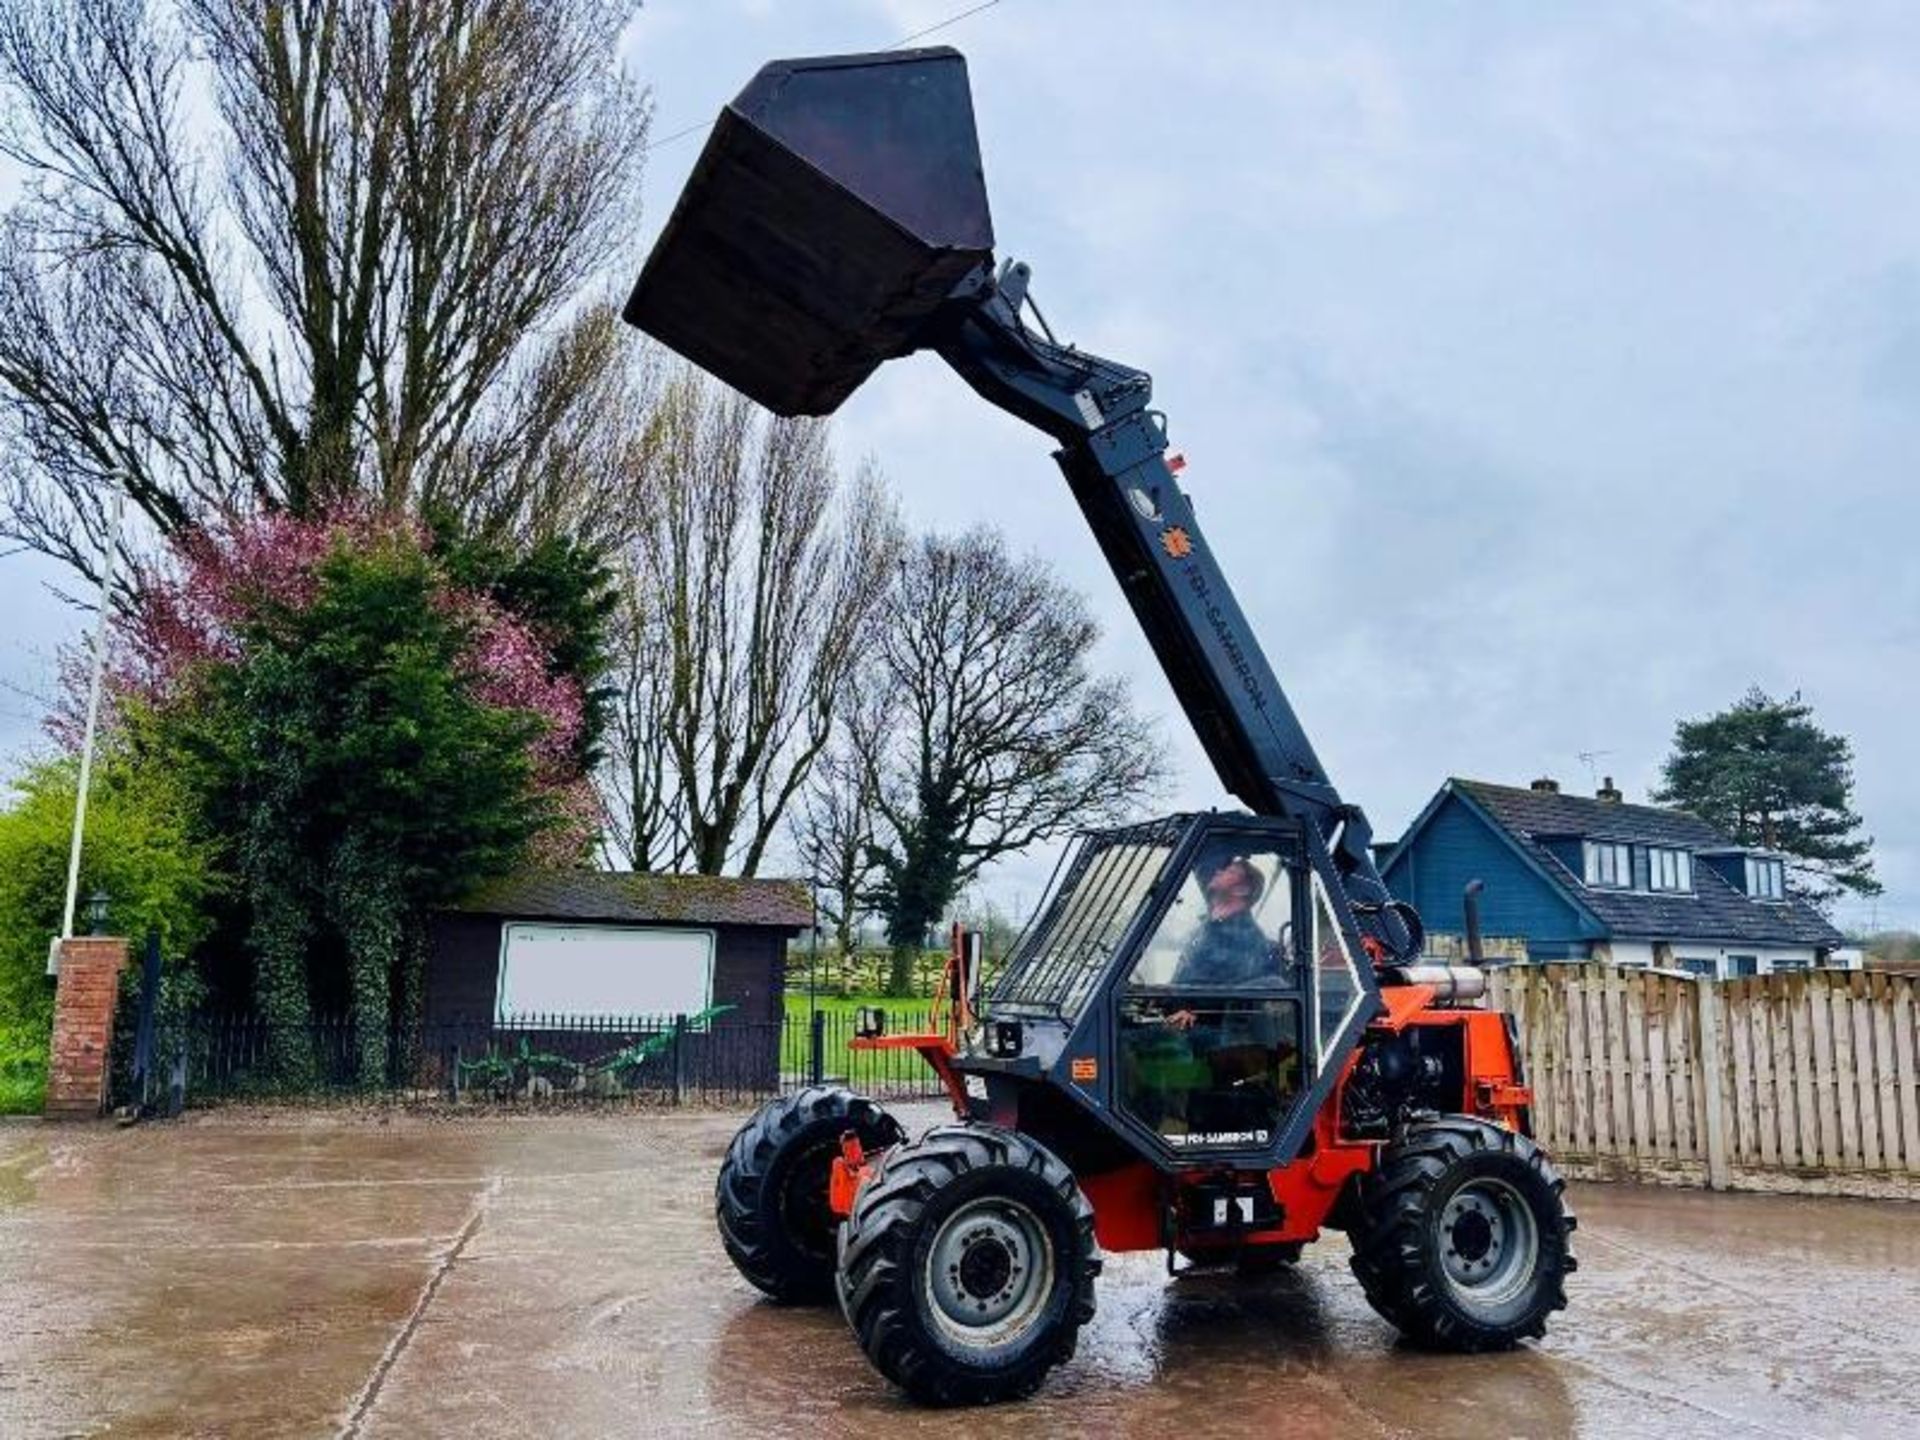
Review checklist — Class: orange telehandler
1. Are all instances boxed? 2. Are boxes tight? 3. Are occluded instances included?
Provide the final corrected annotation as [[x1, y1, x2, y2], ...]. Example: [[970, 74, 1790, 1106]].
[[624, 47, 1575, 1406]]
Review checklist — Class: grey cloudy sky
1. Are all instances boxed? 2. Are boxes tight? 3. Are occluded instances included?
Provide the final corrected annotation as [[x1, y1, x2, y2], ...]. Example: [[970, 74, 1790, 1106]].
[[3, 1, 1915, 931]]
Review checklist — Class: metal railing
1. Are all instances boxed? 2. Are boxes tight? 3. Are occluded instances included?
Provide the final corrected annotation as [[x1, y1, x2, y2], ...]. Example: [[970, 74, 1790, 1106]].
[[152, 1006, 953, 1111]]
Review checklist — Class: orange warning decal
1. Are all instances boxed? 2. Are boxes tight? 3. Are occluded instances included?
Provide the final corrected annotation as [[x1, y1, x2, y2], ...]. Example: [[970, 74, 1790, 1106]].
[[1071, 1056, 1098, 1082]]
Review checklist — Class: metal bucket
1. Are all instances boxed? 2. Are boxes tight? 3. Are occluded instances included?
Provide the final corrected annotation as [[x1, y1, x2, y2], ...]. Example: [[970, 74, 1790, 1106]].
[[623, 47, 994, 416]]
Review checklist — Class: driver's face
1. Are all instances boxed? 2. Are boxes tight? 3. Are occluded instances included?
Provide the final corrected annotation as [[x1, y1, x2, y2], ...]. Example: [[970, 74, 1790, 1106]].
[[1205, 863, 1255, 919]]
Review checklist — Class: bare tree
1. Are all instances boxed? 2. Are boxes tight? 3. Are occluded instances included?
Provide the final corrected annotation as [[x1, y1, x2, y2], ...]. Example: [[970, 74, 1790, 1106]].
[[599, 569, 681, 871], [0, 0, 649, 582], [856, 528, 1163, 994], [789, 695, 887, 957], [598, 366, 905, 876], [426, 302, 661, 554]]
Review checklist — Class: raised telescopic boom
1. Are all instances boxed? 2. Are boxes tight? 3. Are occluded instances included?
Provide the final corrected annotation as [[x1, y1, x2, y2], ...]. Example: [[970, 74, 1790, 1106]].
[[624, 47, 1420, 963]]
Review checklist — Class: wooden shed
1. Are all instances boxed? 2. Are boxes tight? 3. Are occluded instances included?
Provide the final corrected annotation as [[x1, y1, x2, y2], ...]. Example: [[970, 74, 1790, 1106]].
[[425, 872, 811, 1085]]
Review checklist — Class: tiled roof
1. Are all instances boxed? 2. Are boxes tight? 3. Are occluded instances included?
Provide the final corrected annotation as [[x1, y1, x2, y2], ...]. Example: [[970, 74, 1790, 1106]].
[[1454, 780, 1844, 949], [446, 870, 812, 930], [1456, 780, 1723, 848]]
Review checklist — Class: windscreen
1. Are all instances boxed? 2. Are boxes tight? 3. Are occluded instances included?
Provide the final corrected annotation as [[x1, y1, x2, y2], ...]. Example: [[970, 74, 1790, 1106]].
[[992, 827, 1177, 1020], [1125, 838, 1296, 988]]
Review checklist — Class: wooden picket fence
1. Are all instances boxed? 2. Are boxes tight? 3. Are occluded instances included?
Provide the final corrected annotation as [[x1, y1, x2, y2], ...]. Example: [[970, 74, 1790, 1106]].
[[1485, 964, 1920, 1197]]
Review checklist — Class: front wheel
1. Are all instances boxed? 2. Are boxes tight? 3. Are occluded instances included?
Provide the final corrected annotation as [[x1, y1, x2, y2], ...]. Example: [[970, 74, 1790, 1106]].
[[1348, 1115, 1576, 1350], [836, 1123, 1100, 1406]]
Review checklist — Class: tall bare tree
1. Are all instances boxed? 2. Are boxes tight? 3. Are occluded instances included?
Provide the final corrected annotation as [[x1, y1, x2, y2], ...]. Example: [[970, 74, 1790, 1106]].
[[598, 367, 905, 876], [789, 695, 887, 957], [855, 528, 1163, 994], [0, 0, 649, 582]]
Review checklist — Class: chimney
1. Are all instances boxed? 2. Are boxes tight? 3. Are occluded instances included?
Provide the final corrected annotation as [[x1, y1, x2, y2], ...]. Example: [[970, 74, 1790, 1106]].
[[1529, 776, 1560, 794], [1597, 776, 1623, 803]]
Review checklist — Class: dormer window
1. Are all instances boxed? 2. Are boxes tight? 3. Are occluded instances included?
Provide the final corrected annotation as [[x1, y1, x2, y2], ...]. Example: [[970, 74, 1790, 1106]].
[[1649, 847, 1693, 893], [1746, 856, 1785, 900], [1583, 840, 1631, 888]]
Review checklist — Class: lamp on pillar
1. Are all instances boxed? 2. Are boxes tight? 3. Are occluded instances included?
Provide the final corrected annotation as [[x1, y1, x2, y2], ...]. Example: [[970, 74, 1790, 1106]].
[[86, 889, 111, 936]]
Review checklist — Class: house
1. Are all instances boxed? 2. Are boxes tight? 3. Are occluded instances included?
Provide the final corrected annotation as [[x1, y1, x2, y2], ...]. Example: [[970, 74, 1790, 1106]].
[[1377, 777, 1849, 979], [424, 871, 812, 1087]]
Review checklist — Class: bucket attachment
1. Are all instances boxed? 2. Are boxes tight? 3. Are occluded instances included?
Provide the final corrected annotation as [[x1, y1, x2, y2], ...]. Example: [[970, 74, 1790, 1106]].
[[623, 47, 994, 416]]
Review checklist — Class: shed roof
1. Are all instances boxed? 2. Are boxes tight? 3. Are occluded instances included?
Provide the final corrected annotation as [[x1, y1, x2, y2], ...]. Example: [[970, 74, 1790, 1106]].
[[446, 870, 813, 930], [1452, 780, 1844, 949]]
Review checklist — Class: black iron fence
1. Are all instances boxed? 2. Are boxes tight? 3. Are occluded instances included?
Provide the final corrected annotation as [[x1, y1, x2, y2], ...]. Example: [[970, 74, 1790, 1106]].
[[152, 1006, 953, 1111]]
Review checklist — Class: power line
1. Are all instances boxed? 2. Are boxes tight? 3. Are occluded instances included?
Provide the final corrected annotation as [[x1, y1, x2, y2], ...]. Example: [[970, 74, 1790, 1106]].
[[888, 0, 1003, 50], [641, 0, 1007, 157], [641, 117, 712, 156]]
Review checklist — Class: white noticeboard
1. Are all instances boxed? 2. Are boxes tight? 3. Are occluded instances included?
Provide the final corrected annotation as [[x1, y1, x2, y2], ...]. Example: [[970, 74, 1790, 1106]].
[[496, 923, 715, 1022]]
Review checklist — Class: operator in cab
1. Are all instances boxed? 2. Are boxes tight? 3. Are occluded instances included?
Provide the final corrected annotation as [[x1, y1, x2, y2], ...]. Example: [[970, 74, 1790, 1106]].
[[1119, 848, 1300, 1144], [1166, 856, 1272, 1029]]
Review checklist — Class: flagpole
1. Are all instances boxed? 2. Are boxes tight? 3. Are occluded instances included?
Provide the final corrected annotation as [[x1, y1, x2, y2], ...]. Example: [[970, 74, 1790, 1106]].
[[52, 477, 129, 970]]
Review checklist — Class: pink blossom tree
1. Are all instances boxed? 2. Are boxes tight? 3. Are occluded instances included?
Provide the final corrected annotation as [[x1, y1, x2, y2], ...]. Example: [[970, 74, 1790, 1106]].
[[78, 509, 598, 1076]]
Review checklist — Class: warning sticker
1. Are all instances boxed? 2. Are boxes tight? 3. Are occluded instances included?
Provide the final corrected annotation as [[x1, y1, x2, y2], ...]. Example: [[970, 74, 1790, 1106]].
[[1070, 1056, 1098, 1083]]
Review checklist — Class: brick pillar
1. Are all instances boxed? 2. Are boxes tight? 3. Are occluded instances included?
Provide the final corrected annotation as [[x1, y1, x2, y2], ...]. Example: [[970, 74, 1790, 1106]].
[[45, 936, 129, 1120]]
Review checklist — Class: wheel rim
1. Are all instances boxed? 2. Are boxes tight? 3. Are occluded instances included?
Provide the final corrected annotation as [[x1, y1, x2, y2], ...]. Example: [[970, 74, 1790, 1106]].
[[1439, 1177, 1540, 1309], [924, 1196, 1056, 1350]]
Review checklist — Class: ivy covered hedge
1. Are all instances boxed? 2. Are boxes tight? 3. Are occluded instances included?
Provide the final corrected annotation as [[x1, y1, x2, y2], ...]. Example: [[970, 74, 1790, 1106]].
[[0, 510, 615, 1097]]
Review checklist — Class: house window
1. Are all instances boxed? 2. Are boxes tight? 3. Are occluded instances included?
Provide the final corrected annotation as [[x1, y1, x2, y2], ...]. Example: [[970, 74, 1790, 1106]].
[[1726, 954, 1758, 978], [1768, 956, 1809, 974], [1649, 847, 1693, 893], [1583, 841, 1632, 888], [1745, 857, 1785, 900], [1677, 957, 1718, 978]]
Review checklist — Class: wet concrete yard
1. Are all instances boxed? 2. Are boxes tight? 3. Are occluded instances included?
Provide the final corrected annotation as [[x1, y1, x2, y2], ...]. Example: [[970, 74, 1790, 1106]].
[[2, 1106, 1917, 1438]]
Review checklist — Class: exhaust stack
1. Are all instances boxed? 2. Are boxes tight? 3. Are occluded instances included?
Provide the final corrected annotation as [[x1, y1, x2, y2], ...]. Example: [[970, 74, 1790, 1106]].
[[1463, 879, 1486, 966]]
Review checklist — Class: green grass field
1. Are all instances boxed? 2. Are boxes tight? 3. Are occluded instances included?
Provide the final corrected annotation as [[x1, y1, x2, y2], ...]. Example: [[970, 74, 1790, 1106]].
[[780, 991, 935, 1021], [777, 991, 949, 1095]]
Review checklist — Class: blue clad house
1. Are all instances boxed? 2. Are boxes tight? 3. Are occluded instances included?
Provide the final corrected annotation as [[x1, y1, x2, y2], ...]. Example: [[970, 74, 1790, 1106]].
[[1377, 776, 1848, 980]]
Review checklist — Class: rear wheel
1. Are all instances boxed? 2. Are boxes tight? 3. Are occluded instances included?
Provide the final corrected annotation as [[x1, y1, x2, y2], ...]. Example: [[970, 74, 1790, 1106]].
[[716, 1086, 905, 1304], [837, 1123, 1099, 1406], [1348, 1115, 1576, 1350]]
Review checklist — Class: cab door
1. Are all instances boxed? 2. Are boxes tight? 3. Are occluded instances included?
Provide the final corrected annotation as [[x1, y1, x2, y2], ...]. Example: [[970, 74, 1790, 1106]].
[[1114, 830, 1310, 1155]]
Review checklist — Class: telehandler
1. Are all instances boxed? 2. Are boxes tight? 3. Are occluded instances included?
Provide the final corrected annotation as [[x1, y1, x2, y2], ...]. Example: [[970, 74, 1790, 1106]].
[[623, 47, 1575, 1406]]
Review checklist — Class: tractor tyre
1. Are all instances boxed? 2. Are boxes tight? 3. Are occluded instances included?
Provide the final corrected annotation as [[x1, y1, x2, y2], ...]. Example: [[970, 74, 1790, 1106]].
[[716, 1086, 906, 1305], [1348, 1115, 1577, 1350], [836, 1123, 1100, 1406]]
